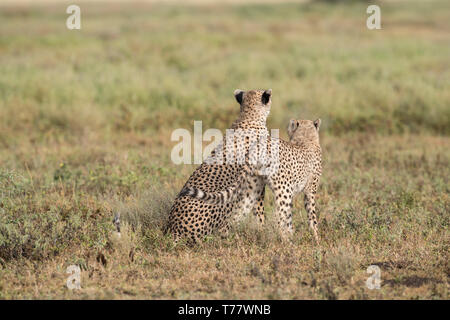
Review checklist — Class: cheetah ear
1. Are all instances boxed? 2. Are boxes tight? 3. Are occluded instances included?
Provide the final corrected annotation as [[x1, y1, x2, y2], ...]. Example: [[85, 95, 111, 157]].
[[261, 89, 272, 105], [288, 119, 299, 136], [234, 89, 244, 105], [314, 118, 321, 131]]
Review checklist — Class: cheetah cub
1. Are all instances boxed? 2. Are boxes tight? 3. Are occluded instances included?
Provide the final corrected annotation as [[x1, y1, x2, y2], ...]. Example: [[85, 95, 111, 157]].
[[181, 118, 322, 242]]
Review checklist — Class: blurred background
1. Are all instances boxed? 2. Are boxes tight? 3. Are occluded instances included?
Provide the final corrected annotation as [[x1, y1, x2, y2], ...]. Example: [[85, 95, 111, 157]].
[[1, 0, 448, 144], [0, 0, 448, 299]]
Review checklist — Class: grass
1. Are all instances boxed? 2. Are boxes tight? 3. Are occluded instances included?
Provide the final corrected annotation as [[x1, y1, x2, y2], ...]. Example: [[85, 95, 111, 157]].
[[0, 0, 449, 299]]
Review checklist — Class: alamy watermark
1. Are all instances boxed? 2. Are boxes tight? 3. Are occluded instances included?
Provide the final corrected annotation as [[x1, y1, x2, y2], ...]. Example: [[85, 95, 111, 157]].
[[367, 5, 381, 30], [66, 4, 381, 31], [170, 121, 280, 174], [66, 265, 81, 290], [66, 5, 81, 30], [64, 262, 383, 290], [366, 265, 381, 290]]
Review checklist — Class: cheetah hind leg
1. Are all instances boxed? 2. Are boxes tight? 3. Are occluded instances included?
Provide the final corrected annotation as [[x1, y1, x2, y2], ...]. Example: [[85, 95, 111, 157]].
[[217, 221, 230, 237], [232, 175, 265, 225]]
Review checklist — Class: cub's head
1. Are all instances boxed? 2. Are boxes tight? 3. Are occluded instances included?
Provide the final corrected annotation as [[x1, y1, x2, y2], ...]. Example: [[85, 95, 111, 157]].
[[233, 89, 272, 121], [287, 118, 321, 145]]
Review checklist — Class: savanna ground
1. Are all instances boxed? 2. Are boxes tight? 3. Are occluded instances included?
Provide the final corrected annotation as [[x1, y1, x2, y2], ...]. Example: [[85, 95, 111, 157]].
[[0, 0, 449, 299]]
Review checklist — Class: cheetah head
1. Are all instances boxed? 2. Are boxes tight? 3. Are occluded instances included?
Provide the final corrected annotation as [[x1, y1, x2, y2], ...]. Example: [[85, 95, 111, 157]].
[[288, 118, 321, 145], [233, 89, 272, 121]]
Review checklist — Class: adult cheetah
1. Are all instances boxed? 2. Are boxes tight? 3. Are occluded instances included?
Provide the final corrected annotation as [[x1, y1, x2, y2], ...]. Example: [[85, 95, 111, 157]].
[[181, 118, 322, 242], [167, 89, 273, 243]]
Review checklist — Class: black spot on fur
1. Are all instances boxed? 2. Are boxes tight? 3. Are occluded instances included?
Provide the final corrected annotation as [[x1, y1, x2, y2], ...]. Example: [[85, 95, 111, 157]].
[[234, 90, 244, 104], [262, 89, 272, 105]]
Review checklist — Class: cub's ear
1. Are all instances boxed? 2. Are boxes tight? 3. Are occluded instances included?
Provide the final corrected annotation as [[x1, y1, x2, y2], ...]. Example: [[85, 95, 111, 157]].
[[261, 89, 272, 105], [314, 118, 321, 131], [288, 119, 299, 136], [234, 89, 244, 104]]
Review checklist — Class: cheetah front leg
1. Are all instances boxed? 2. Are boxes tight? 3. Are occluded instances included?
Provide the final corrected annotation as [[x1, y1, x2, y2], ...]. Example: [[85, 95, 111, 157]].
[[273, 188, 294, 239], [304, 180, 320, 244], [252, 184, 265, 225]]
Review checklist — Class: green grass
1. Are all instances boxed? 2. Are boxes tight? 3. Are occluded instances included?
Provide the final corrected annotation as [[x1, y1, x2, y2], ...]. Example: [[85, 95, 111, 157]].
[[0, 0, 449, 299]]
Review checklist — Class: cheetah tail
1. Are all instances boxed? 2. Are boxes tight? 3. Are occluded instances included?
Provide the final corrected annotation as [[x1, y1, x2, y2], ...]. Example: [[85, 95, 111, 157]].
[[178, 185, 236, 205], [178, 164, 254, 204], [178, 164, 252, 204]]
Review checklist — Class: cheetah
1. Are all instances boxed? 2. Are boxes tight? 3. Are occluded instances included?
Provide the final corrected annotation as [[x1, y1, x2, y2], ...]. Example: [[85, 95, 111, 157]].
[[167, 89, 273, 243], [181, 118, 322, 242]]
